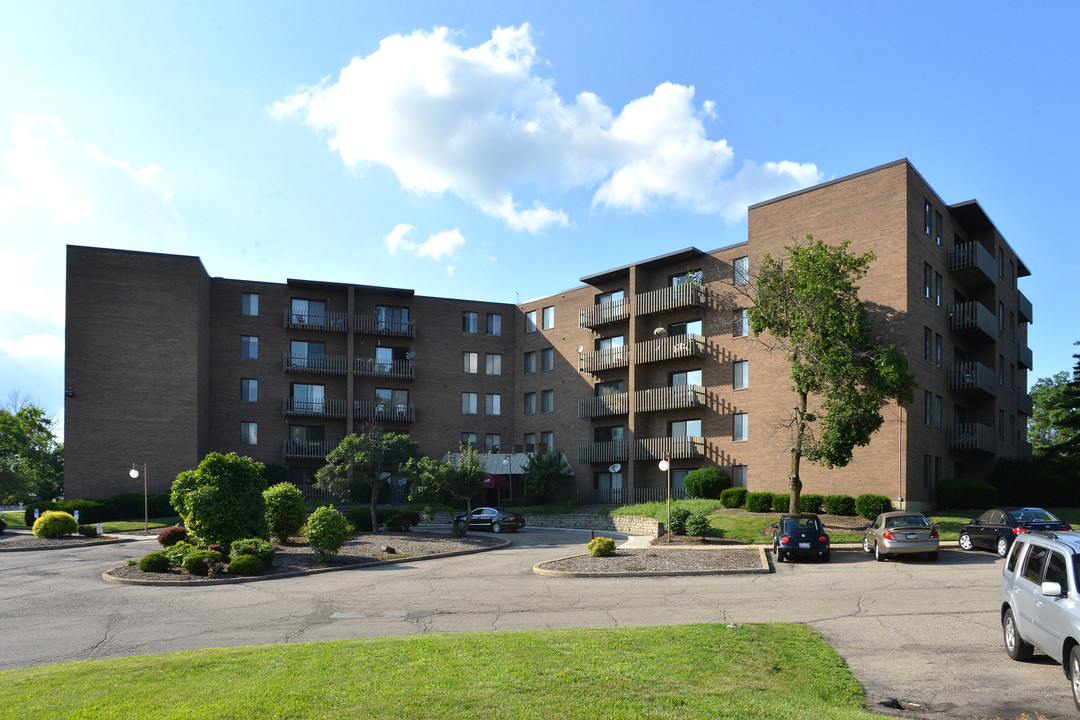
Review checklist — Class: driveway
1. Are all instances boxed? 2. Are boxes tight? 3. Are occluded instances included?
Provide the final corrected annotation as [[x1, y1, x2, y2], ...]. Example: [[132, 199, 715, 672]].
[[0, 527, 1072, 719]]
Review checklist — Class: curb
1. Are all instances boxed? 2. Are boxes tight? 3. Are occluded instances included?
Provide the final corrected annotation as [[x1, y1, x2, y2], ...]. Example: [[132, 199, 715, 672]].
[[0, 537, 139, 552], [532, 546, 771, 578]]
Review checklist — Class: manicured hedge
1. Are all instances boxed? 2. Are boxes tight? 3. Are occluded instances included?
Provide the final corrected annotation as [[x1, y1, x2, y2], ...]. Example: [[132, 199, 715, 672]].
[[821, 495, 856, 516], [745, 492, 773, 513], [855, 494, 892, 520], [720, 487, 747, 509]]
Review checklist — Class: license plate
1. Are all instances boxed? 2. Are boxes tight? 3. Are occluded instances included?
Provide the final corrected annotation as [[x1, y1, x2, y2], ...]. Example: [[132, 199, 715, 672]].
[[799, 542, 810, 549], [906, 533, 918, 539]]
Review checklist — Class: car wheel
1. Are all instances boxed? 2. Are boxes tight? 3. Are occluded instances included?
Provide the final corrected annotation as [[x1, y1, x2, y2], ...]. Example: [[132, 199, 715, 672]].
[[821, 550, 830, 563], [862, 536, 872, 553], [775, 547, 786, 563], [958, 533, 973, 551], [491, 522, 502, 534], [996, 536, 1010, 558], [1003, 609, 1033, 661], [1070, 646, 1080, 712], [927, 551, 939, 561], [875, 542, 885, 562]]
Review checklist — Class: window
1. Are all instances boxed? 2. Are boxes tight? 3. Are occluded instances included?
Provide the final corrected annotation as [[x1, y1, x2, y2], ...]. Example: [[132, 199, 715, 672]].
[[291, 298, 326, 326], [524, 392, 536, 416], [924, 200, 932, 235], [597, 336, 625, 354], [240, 422, 257, 446], [540, 431, 553, 451], [1010, 260, 1016, 289], [523, 432, 536, 446], [375, 388, 409, 416], [241, 378, 258, 402], [525, 310, 537, 333], [935, 457, 942, 485], [999, 301, 1005, 332], [734, 256, 749, 286], [541, 305, 554, 330], [1022, 545, 1049, 584], [376, 305, 410, 334], [1010, 414, 1016, 441], [485, 394, 501, 416], [935, 273, 942, 306], [292, 383, 325, 413], [923, 454, 932, 489], [597, 290, 624, 305], [671, 419, 702, 437], [486, 353, 502, 376], [935, 395, 943, 430], [671, 469, 690, 493], [924, 327, 933, 363], [999, 355, 1005, 385], [924, 391, 933, 426], [290, 340, 324, 369], [733, 309, 749, 337], [924, 264, 932, 299], [596, 380, 625, 396], [732, 465, 747, 488], [541, 390, 554, 414], [462, 311, 478, 333], [241, 292, 258, 316], [734, 360, 748, 389], [1010, 363, 1015, 390], [541, 348, 554, 371], [289, 425, 324, 445], [1010, 312, 1015, 340], [461, 392, 478, 415], [241, 336, 258, 359], [523, 351, 536, 374], [669, 319, 703, 336], [998, 247, 1005, 278], [935, 211, 942, 245], [463, 352, 478, 374], [485, 434, 501, 453], [672, 369, 703, 387], [595, 426, 624, 443], [733, 413, 748, 441], [486, 313, 502, 336], [999, 410, 1006, 440], [935, 334, 942, 368], [461, 432, 477, 447], [672, 269, 702, 287]]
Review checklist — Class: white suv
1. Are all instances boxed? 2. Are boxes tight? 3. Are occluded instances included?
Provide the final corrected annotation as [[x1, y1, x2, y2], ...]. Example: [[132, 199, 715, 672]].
[[1001, 530, 1080, 711]]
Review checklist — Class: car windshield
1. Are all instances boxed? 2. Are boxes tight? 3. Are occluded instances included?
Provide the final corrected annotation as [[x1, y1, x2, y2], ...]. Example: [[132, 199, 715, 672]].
[[1010, 509, 1061, 523], [885, 515, 930, 528], [786, 517, 822, 532]]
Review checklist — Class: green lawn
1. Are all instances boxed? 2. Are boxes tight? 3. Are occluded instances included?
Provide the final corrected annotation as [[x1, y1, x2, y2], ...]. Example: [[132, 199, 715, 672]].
[[2, 510, 28, 529], [0, 623, 881, 720]]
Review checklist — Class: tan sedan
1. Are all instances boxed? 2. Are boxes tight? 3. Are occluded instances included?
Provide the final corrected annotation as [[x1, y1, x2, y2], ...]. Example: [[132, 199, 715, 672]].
[[863, 511, 940, 561]]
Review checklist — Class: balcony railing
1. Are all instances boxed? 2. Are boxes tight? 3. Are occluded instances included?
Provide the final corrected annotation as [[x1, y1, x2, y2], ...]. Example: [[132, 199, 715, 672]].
[[354, 313, 415, 338], [579, 393, 628, 419], [282, 397, 348, 418], [284, 310, 348, 332], [1018, 291, 1033, 324], [635, 283, 707, 316], [635, 436, 705, 461], [632, 486, 690, 503], [577, 488, 626, 505], [282, 439, 339, 460], [577, 440, 630, 464], [354, 400, 415, 422], [635, 334, 705, 364], [1019, 344, 1033, 370], [947, 362, 997, 396], [1018, 393, 1034, 416], [947, 241, 997, 288], [284, 352, 348, 374], [354, 357, 415, 379], [635, 385, 707, 412], [579, 299, 630, 329], [579, 346, 629, 373], [947, 301, 996, 341], [949, 423, 996, 453]]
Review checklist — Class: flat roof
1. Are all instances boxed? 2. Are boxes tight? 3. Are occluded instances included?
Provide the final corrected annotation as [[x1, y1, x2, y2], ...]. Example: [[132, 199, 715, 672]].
[[580, 246, 707, 286], [286, 278, 415, 297]]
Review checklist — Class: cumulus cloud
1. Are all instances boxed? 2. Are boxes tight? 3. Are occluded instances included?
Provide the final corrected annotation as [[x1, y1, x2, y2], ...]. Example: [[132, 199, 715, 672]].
[[384, 223, 466, 262], [273, 24, 822, 231], [0, 334, 63, 359]]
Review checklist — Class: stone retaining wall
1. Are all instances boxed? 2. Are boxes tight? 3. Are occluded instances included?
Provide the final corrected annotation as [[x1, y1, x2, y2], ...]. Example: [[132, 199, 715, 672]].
[[429, 512, 663, 538]]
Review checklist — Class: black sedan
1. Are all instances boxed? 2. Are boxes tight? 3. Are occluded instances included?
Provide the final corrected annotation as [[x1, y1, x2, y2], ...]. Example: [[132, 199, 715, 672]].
[[771, 513, 830, 562], [958, 507, 1072, 557], [453, 507, 525, 533]]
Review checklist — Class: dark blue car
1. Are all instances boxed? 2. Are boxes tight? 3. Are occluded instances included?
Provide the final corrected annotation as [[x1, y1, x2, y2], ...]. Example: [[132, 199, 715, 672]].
[[772, 513, 830, 562]]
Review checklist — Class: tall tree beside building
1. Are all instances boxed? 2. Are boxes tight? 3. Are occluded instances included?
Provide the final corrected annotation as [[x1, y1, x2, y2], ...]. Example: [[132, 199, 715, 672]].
[[747, 236, 916, 513], [405, 443, 490, 535], [1029, 342, 1080, 460], [0, 393, 63, 503]]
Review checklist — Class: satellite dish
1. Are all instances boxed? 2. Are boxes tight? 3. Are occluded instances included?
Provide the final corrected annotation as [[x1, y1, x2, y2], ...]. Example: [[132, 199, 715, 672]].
[[405, 351, 416, 360], [577, 345, 584, 354], [608, 463, 621, 473]]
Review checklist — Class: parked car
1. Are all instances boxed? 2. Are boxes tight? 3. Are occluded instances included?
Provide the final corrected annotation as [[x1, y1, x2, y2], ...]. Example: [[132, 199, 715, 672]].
[[453, 507, 525, 533], [0, 515, 6, 533], [863, 511, 939, 561], [1000, 529, 1080, 711], [959, 507, 1072, 558], [771, 513, 830, 562]]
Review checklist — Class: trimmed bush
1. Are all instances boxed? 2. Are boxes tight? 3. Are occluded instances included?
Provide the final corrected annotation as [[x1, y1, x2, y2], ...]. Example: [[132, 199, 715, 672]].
[[207, 543, 228, 558], [385, 510, 420, 532], [32, 511, 78, 538], [669, 507, 691, 535], [228, 553, 265, 575], [138, 551, 171, 573], [937, 477, 999, 510], [346, 507, 396, 532], [165, 540, 198, 566], [684, 467, 731, 499], [799, 493, 825, 514], [183, 549, 224, 576], [771, 493, 791, 512], [230, 538, 275, 567], [263, 482, 308, 542], [55, 499, 108, 525], [855, 494, 893, 520], [306, 506, 351, 561], [156, 525, 188, 547], [107, 492, 174, 520], [822, 495, 856, 516], [25, 502, 59, 527], [720, 487, 747, 509], [587, 536, 616, 557], [77, 524, 98, 538], [685, 512, 712, 538], [449, 521, 467, 538], [745, 492, 773, 513], [170, 451, 269, 547]]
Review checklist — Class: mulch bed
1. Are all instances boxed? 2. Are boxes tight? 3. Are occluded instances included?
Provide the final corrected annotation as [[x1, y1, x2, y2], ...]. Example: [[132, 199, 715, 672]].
[[537, 547, 765, 575]]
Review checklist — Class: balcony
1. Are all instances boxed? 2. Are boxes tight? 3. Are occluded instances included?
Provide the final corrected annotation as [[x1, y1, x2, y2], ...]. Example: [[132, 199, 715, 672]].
[[354, 357, 415, 380], [282, 397, 348, 418], [1018, 291, 1033, 324], [635, 385, 707, 413], [635, 334, 705, 364], [635, 436, 705, 461], [635, 283, 707, 316], [947, 241, 996, 288], [949, 422, 996, 453], [579, 346, 629, 373], [579, 298, 629, 329], [578, 393, 628, 419], [354, 400, 415, 422], [282, 439, 339, 460], [1019, 344, 1033, 370], [284, 352, 349, 374], [577, 440, 630, 464], [947, 301, 996, 341], [947, 362, 997, 397], [354, 312, 415, 338], [1018, 392, 1034, 416], [284, 309, 348, 332]]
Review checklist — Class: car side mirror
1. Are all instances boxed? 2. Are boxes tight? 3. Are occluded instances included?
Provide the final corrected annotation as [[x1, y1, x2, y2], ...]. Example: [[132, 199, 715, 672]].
[[769, 523, 778, 530], [1041, 581, 1065, 597], [863, 524, 871, 530]]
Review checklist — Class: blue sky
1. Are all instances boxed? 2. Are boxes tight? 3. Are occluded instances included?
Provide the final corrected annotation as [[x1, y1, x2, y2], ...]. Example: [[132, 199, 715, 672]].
[[2, 1, 1078, 433]]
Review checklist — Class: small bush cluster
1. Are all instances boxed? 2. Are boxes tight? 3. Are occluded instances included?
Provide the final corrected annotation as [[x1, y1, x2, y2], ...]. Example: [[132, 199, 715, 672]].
[[683, 467, 731, 499], [739, 492, 860, 516], [24, 493, 174, 527], [183, 549, 224, 576], [138, 551, 171, 573], [855, 494, 893, 520], [32, 511, 78, 538], [165, 540, 198, 566], [821, 495, 856, 515], [156, 525, 188, 547], [587, 536, 616, 557], [771, 493, 790, 512], [668, 507, 691, 535], [264, 482, 308, 542], [449, 521, 467, 538], [720, 487, 747, 508], [230, 538, 275, 567], [77, 524, 98, 537], [685, 512, 712, 538], [799, 494, 824, 514], [228, 554, 264, 575], [745, 492, 773, 513], [306, 506, 351, 561]]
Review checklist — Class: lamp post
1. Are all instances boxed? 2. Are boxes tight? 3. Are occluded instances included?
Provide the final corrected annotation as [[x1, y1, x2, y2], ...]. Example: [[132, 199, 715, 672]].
[[129, 462, 148, 532], [658, 458, 671, 543], [502, 455, 514, 501]]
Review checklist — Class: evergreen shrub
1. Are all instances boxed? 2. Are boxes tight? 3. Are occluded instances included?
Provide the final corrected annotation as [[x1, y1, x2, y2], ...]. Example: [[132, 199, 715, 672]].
[[138, 551, 171, 573], [822, 495, 856, 516], [720, 487, 747, 508], [263, 482, 307, 542], [771, 493, 791, 512], [228, 554, 264, 575], [683, 467, 731, 499], [306, 506, 351, 561], [745, 492, 773, 513], [685, 512, 712, 537], [230, 538, 275, 567], [669, 507, 691, 535], [183, 549, 224, 576], [587, 536, 616, 557], [855, 494, 893, 520], [32, 511, 78, 538], [799, 494, 825, 514]]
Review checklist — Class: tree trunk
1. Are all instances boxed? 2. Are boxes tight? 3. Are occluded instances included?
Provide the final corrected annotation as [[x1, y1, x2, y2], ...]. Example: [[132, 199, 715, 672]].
[[789, 390, 807, 514], [369, 472, 380, 533]]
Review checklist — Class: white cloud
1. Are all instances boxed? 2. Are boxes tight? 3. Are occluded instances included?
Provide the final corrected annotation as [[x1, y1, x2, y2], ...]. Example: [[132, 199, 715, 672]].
[[273, 24, 822, 231], [384, 224, 465, 263], [0, 334, 63, 359]]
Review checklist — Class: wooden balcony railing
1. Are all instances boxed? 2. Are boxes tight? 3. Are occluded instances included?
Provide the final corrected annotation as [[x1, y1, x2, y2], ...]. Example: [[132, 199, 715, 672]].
[[284, 310, 348, 332], [281, 397, 348, 418], [947, 241, 996, 288], [579, 299, 630, 329], [577, 441, 630, 464], [354, 313, 415, 337], [579, 346, 629, 373], [354, 400, 415, 422], [947, 362, 996, 396], [282, 439, 339, 460], [635, 436, 705, 460], [635, 284, 707, 316], [635, 385, 706, 412], [949, 423, 996, 453], [635, 334, 705, 364], [578, 393, 629, 419], [947, 301, 996, 341], [354, 357, 415, 379], [283, 352, 348, 374]]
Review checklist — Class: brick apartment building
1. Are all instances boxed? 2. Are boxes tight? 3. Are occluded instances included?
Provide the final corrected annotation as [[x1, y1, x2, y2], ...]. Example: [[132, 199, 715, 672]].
[[64, 159, 1034, 510]]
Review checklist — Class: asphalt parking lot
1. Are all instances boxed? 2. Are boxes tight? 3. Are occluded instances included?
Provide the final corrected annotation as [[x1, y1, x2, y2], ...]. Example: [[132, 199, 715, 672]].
[[0, 527, 1074, 719]]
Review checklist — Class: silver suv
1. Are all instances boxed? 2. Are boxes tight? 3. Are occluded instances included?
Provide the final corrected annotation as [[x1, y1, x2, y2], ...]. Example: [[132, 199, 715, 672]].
[[1001, 530, 1080, 711]]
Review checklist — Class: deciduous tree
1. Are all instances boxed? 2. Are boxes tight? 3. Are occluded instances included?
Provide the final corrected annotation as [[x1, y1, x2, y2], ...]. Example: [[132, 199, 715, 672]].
[[405, 443, 490, 535], [0, 392, 63, 503], [1030, 342, 1080, 460], [520, 448, 574, 501]]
